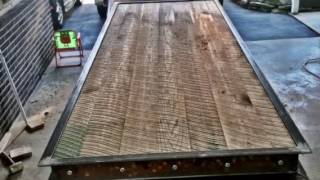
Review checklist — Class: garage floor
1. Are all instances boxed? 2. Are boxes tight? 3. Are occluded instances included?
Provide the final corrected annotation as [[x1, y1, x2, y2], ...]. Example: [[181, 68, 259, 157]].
[[0, 0, 319, 179], [248, 38, 320, 180], [223, 0, 318, 41], [0, 1, 103, 180], [224, 0, 320, 179], [293, 12, 320, 34]]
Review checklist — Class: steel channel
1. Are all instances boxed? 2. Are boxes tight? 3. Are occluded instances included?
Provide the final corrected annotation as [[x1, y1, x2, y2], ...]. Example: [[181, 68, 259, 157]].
[[49, 154, 298, 179]]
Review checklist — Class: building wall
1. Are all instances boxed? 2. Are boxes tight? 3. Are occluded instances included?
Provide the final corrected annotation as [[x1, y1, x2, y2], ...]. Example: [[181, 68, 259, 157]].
[[0, 0, 20, 13], [301, 0, 320, 9], [0, 0, 54, 138]]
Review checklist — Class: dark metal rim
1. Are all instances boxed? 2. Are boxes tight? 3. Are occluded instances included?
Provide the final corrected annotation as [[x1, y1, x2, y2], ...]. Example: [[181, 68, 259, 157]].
[[40, 148, 301, 166], [49, 154, 299, 179], [39, 0, 310, 167], [50, 172, 300, 180], [49, 154, 300, 179]]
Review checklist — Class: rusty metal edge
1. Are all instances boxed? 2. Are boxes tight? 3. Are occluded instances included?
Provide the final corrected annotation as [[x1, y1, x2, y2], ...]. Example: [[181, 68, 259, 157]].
[[49, 154, 299, 179], [39, 0, 310, 168]]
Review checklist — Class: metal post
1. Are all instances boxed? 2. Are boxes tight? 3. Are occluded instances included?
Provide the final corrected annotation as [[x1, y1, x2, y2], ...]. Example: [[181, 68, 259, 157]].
[[291, 0, 300, 14], [0, 50, 28, 124]]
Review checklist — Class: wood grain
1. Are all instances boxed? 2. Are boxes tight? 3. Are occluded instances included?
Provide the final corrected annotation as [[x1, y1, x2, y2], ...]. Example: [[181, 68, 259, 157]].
[[53, 1, 294, 159]]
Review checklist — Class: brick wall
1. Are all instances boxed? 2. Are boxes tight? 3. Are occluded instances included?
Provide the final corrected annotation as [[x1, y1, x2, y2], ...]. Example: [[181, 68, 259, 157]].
[[0, 0, 54, 138]]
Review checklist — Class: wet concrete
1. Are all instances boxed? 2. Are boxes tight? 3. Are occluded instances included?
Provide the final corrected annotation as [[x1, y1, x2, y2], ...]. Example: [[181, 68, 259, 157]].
[[247, 38, 320, 180]]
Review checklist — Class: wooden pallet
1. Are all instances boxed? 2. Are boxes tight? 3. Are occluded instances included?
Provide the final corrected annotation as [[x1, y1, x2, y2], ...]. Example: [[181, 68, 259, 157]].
[[53, 0, 294, 159]]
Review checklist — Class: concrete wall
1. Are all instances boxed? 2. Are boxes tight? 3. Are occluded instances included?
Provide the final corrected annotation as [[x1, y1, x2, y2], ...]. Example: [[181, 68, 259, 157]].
[[0, 0, 54, 138]]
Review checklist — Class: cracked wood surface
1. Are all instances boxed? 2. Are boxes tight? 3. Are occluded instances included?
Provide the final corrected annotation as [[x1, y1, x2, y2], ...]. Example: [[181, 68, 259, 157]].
[[53, 0, 295, 159]]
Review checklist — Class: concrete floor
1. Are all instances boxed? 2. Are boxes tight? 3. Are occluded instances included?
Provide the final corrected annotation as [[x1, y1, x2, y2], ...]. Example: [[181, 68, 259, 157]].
[[224, 1, 320, 179], [224, 0, 318, 41], [64, 3, 104, 50], [294, 12, 320, 34], [1, 0, 320, 179], [0, 60, 83, 180], [0, 1, 103, 180], [248, 38, 320, 180]]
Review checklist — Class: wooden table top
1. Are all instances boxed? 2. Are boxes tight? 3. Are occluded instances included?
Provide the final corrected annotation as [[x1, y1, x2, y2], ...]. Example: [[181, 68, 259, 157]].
[[53, 0, 294, 159]]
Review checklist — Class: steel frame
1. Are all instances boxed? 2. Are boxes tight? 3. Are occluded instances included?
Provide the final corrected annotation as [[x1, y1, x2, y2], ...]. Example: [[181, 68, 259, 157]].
[[40, 0, 310, 179]]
